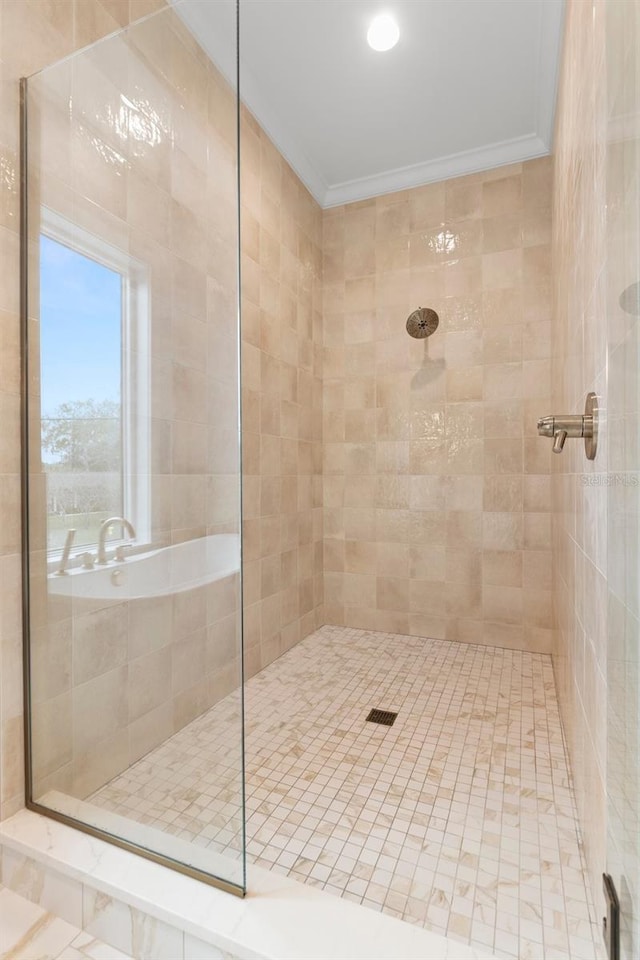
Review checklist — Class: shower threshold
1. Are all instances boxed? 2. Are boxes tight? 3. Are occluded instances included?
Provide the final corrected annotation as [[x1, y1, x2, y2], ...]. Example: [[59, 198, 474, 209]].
[[0, 807, 494, 960]]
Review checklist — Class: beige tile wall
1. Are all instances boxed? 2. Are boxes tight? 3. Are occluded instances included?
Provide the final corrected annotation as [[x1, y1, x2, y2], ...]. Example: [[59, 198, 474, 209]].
[[322, 161, 554, 650], [605, 1, 640, 945], [553, 0, 640, 941], [552, 0, 608, 909], [239, 108, 324, 678]]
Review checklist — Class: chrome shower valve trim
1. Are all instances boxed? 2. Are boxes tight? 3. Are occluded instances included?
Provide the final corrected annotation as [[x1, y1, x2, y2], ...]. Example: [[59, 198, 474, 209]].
[[537, 392, 598, 459]]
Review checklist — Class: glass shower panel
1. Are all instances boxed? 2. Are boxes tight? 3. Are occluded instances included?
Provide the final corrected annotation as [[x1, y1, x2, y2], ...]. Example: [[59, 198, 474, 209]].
[[23, 3, 244, 891], [606, 1, 640, 955]]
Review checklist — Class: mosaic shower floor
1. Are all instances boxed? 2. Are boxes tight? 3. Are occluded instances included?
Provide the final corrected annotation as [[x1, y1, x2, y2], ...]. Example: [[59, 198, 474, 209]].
[[93, 626, 603, 960]]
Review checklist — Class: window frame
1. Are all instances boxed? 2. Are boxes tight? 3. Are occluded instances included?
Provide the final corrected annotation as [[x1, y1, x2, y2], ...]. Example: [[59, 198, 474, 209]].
[[40, 208, 151, 568]]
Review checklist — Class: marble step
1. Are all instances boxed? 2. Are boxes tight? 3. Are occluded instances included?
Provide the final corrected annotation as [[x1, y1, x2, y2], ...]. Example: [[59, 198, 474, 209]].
[[0, 885, 133, 960]]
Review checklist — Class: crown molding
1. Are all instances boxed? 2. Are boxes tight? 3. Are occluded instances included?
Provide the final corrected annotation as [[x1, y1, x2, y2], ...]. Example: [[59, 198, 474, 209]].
[[237, 58, 329, 206], [322, 134, 549, 208]]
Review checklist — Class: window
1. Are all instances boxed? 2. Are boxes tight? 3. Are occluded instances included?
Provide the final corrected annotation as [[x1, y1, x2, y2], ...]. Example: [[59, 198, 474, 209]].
[[40, 211, 150, 561]]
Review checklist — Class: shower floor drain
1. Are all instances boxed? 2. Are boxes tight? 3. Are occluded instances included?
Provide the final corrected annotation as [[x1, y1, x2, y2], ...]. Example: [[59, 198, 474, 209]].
[[365, 708, 397, 726]]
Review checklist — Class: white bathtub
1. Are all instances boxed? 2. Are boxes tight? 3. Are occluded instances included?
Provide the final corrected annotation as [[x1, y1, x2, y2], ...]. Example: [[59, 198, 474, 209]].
[[47, 533, 240, 601]]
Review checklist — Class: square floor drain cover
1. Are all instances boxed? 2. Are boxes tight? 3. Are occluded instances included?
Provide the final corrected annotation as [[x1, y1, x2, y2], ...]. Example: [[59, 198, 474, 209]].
[[366, 709, 397, 726]]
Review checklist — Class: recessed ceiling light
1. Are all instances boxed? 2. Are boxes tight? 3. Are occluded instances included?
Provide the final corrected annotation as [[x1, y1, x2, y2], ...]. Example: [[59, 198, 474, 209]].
[[367, 13, 400, 52]]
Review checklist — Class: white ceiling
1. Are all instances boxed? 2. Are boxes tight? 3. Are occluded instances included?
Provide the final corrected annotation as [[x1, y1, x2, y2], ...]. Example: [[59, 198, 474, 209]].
[[174, 0, 565, 208]]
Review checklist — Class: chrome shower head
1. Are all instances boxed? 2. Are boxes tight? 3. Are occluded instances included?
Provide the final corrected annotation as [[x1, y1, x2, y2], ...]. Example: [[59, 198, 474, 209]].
[[406, 307, 439, 339]]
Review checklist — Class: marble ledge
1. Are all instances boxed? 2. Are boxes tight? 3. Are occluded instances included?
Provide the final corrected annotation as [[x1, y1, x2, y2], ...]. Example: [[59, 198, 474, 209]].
[[0, 809, 497, 960]]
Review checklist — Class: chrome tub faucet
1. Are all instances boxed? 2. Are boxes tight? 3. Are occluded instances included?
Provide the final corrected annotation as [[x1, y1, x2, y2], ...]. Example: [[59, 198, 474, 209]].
[[97, 516, 137, 564]]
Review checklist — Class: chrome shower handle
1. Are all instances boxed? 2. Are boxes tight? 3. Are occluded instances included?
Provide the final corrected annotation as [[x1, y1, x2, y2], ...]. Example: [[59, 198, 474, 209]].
[[552, 429, 568, 453], [537, 393, 598, 460]]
